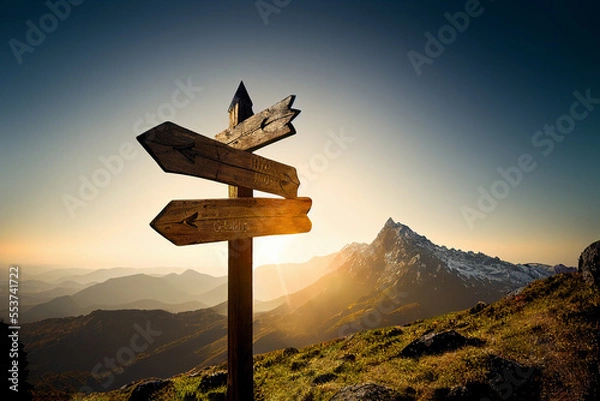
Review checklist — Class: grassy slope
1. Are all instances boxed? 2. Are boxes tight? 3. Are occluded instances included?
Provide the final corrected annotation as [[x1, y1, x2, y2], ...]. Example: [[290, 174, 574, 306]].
[[50, 273, 599, 401]]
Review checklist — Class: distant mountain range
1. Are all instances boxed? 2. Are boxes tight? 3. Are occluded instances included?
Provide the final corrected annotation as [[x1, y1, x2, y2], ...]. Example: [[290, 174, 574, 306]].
[[20, 218, 574, 392], [6, 254, 338, 323]]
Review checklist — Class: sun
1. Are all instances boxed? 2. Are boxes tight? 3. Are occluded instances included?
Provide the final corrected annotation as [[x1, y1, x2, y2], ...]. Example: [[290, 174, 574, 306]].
[[253, 235, 294, 267]]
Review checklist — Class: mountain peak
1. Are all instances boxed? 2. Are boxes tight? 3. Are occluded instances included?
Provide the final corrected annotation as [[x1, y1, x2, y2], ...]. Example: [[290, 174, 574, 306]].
[[384, 217, 397, 228], [379, 218, 420, 241], [381, 217, 415, 234]]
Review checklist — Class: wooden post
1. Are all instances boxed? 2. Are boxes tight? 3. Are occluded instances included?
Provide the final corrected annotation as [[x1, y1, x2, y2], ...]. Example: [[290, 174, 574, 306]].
[[227, 81, 254, 401]]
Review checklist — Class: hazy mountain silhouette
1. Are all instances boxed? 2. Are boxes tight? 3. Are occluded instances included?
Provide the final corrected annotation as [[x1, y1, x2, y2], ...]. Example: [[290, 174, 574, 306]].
[[18, 255, 338, 323], [21, 218, 568, 393], [29, 267, 189, 285], [21, 273, 219, 323]]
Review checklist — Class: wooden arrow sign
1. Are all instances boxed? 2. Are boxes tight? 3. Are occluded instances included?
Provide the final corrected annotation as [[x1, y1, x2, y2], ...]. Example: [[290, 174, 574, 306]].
[[215, 95, 300, 151], [150, 197, 312, 245], [137, 121, 300, 198]]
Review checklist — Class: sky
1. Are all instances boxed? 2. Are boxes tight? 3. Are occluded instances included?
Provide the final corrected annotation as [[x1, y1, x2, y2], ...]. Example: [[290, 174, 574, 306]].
[[1, 0, 599, 275]]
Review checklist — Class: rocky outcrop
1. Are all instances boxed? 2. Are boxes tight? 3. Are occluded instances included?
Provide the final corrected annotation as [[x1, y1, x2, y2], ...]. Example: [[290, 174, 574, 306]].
[[399, 330, 482, 358], [198, 371, 227, 392], [469, 301, 487, 314], [128, 379, 171, 401], [579, 240, 600, 288], [432, 355, 538, 401]]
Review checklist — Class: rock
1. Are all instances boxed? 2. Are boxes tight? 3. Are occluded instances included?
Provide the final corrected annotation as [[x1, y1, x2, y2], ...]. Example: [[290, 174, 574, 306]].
[[291, 360, 307, 371], [486, 355, 538, 400], [399, 330, 482, 358], [283, 347, 299, 356], [128, 379, 170, 401], [445, 385, 472, 401], [431, 387, 451, 400], [469, 301, 487, 314], [313, 372, 337, 385], [328, 382, 411, 401], [207, 392, 226, 401], [198, 371, 227, 392], [443, 381, 496, 401], [434, 355, 538, 400], [384, 327, 403, 337], [579, 240, 600, 287]]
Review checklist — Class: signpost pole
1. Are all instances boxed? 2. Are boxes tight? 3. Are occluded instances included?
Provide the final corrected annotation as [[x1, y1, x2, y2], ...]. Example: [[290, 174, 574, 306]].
[[227, 82, 254, 401]]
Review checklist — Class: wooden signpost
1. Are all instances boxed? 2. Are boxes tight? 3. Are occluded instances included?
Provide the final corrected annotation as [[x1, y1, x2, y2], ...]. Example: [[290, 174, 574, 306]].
[[150, 197, 312, 245], [138, 121, 300, 198], [137, 81, 309, 401], [215, 94, 299, 151]]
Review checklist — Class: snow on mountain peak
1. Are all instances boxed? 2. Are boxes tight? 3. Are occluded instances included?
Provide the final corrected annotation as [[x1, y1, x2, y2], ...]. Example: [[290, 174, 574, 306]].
[[377, 219, 434, 250], [371, 218, 556, 288]]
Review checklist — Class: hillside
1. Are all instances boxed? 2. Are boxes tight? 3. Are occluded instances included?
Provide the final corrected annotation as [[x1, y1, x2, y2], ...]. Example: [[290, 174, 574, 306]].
[[52, 272, 599, 401], [24, 308, 227, 394]]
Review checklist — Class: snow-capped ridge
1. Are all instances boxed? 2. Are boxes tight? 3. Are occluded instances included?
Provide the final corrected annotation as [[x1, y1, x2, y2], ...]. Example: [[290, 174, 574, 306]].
[[378, 218, 433, 247], [369, 218, 558, 288]]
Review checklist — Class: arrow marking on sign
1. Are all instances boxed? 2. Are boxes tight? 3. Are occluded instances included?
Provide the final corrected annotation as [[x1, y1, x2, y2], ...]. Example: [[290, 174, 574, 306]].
[[137, 122, 300, 198], [215, 95, 300, 151], [180, 212, 199, 228], [150, 197, 312, 245]]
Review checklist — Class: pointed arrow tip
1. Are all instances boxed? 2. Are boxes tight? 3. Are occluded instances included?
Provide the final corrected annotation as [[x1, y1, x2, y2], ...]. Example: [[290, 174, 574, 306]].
[[228, 81, 253, 112]]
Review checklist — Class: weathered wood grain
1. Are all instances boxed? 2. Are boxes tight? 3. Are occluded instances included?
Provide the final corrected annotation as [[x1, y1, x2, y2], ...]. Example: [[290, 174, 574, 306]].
[[227, 81, 255, 401], [137, 121, 299, 198], [150, 197, 312, 245], [215, 95, 300, 151]]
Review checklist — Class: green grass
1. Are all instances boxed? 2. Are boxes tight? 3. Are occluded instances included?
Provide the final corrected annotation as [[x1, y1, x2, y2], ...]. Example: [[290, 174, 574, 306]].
[[44, 273, 599, 401]]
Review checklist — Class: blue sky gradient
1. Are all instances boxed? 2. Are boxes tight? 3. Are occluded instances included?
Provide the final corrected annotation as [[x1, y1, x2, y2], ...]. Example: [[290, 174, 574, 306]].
[[1, 0, 599, 274]]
